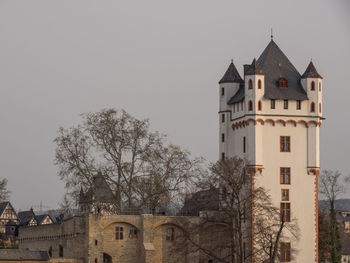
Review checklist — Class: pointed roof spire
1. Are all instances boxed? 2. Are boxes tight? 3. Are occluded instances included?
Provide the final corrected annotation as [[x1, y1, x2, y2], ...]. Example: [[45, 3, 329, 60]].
[[301, 61, 323, 79], [219, 61, 243, 84]]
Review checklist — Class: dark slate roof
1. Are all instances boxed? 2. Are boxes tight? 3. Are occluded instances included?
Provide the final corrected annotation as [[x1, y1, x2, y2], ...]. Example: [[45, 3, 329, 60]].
[[180, 188, 220, 216], [219, 61, 244, 84], [257, 40, 308, 100], [79, 172, 116, 204], [227, 84, 245, 104], [0, 202, 10, 216], [245, 58, 264, 75], [18, 209, 36, 226], [35, 214, 53, 225], [0, 250, 49, 261], [301, 61, 323, 79]]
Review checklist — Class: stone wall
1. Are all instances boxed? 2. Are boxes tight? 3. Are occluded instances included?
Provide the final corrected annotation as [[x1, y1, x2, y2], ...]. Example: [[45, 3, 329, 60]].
[[19, 216, 88, 262], [18, 213, 226, 263]]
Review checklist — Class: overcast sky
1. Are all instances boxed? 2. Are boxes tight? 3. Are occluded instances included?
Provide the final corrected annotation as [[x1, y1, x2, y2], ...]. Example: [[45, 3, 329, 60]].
[[0, 0, 349, 210]]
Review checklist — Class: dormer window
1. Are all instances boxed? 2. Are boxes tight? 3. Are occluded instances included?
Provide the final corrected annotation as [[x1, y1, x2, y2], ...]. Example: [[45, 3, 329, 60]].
[[279, 78, 288, 89]]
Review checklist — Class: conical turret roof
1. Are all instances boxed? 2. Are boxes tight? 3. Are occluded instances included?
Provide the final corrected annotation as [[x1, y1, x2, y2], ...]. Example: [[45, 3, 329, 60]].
[[301, 61, 323, 79], [219, 61, 243, 84], [245, 58, 264, 75]]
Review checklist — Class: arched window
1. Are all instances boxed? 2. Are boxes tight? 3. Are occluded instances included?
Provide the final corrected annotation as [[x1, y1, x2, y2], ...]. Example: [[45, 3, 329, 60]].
[[319, 82, 322, 91], [319, 103, 322, 113], [166, 227, 175, 241], [258, 79, 262, 89], [258, 101, 262, 111], [310, 102, 315, 112], [279, 78, 288, 88], [311, 81, 315, 91], [248, 100, 253, 111], [248, 79, 253, 89]]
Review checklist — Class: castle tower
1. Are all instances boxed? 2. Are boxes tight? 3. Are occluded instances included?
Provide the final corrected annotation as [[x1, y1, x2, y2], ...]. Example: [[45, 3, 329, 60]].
[[218, 39, 323, 262]]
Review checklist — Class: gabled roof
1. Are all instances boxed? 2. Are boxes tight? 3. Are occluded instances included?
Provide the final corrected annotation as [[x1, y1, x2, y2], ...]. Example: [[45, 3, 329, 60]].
[[301, 61, 323, 79], [18, 209, 36, 226], [219, 61, 244, 84], [0, 201, 18, 219], [35, 214, 53, 225], [257, 40, 308, 100]]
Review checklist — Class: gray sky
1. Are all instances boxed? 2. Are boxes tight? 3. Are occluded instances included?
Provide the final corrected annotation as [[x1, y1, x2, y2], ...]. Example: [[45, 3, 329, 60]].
[[0, 0, 349, 210]]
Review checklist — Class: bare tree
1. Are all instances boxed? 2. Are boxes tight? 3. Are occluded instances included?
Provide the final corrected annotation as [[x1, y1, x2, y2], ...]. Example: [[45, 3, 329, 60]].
[[0, 178, 10, 202], [54, 108, 202, 212], [319, 170, 345, 263], [174, 157, 299, 263]]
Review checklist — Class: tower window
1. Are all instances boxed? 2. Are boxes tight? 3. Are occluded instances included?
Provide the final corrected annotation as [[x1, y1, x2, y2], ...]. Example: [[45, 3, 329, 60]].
[[319, 103, 322, 113], [241, 102, 243, 110], [248, 79, 253, 89], [280, 136, 290, 152], [280, 167, 291, 184], [310, 102, 315, 112], [258, 101, 262, 111], [296, 100, 301, 110], [311, 81, 315, 91], [221, 152, 225, 160], [281, 189, 289, 201], [243, 136, 246, 153], [283, 100, 288, 109], [280, 202, 291, 222], [280, 242, 291, 262], [271, 99, 275, 109], [258, 79, 262, 89], [248, 100, 253, 111], [319, 82, 322, 91], [221, 133, 225, 142], [279, 78, 288, 89], [116, 226, 124, 240], [166, 227, 175, 241], [221, 87, 225, 96], [221, 114, 225, 123]]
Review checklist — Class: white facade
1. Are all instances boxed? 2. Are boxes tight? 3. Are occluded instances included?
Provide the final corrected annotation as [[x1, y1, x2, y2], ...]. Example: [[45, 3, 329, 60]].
[[219, 41, 323, 262]]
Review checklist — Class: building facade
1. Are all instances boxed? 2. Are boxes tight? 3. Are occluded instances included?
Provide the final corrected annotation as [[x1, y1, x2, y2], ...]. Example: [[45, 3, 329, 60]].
[[219, 39, 323, 262]]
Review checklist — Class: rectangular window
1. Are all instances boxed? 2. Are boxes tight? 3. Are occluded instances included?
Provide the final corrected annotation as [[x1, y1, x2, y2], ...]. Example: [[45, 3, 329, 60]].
[[221, 114, 225, 123], [281, 189, 289, 201], [221, 152, 225, 160], [280, 167, 291, 184], [280, 242, 291, 262], [221, 87, 225, 96], [271, 99, 276, 109], [243, 136, 246, 153], [116, 226, 124, 240], [280, 136, 291, 152], [221, 133, 225, 143], [296, 100, 301, 110], [283, 100, 288, 109], [281, 203, 291, 222]]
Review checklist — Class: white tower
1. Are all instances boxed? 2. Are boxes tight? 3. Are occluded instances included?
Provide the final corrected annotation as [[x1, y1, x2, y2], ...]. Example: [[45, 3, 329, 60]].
[[219, 40, 323, 263]]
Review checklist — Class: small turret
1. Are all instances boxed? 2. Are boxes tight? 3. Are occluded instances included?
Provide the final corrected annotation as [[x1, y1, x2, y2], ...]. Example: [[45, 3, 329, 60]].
[[301, 61, 323, 117]]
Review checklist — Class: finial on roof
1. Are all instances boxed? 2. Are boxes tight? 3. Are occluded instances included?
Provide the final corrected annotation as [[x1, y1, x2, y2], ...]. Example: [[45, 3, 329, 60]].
[[231, 58, 233, 63], [271, 28, 273, 40]]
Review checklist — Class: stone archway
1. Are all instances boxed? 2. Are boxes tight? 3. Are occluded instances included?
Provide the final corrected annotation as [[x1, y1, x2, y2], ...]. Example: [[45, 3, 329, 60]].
[[103, 253, 112, 263]]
